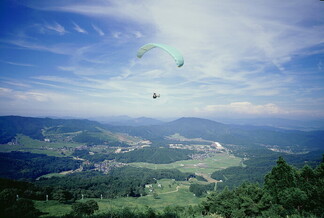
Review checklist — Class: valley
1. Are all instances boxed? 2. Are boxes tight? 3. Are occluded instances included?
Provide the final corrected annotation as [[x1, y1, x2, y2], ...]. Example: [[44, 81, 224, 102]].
[[0, 116, 323, 217]]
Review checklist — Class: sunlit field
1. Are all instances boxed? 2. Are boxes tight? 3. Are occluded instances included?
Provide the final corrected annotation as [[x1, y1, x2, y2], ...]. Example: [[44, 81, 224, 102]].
[[129, 152, 242, 175]]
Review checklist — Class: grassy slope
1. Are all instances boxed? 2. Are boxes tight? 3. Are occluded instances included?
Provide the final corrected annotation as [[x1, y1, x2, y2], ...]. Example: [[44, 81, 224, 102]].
[[35, 179, 203, 217]]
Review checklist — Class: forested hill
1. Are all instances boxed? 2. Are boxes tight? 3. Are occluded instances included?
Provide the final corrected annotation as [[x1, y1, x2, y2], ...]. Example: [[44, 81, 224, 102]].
[[108, 117, 324, 150], [0, 116, 108, 144]]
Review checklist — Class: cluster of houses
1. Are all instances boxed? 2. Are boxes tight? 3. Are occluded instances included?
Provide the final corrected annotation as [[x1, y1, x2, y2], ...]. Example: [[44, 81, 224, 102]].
[[94, 160, 127, 174], [262, 144, 298, 154]]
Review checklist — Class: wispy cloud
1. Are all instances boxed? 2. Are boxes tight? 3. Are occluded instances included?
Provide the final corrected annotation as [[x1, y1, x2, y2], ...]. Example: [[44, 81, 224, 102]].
[[2, 0, 323, 118], [203, 102, 283, 115], [6, 39, 75, 55], [133, 31, 143, 38], [44, 22, 67, 35], [72, 22, 87, 34], [0, 60, 35, 67], [1, 80, 31, 88], [92, 24, 104, 36], [112, 31, 121, 39]]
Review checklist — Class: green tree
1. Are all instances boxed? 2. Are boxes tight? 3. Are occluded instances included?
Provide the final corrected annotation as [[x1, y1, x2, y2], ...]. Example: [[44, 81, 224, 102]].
[[4, 198, 41, 218], [0, 188, 17, 209], [86, 200, 99, 213], [264, 156, 323, 216], [71, 200, 99, 216], [312, 155, 324, 216], [264, 156, 297, 203], [297, 165, 316, 211], [202, 187, 234, 217], [52, 189, 73, 203]]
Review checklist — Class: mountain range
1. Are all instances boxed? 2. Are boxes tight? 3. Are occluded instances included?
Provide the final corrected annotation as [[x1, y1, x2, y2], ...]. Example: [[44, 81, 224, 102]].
[[1, 116, 323, 151]]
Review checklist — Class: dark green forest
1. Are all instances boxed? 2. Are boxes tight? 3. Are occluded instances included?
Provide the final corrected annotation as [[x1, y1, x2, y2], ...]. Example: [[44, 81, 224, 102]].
[[0, 152, 81, 180], [202, 156, 324, 217], [212, 145, 322, 190]]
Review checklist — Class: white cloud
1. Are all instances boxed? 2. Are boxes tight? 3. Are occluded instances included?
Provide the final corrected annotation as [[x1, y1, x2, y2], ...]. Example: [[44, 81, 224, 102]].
[[112, 31, 121, 39], [203, 102, 283, 115], [7, 39, 74, 55], [72, 22, 87, 34], [318, 60, 323, 71], [92, 24, 104, 36], [44, 22, 66, 35], [0, 87, 59, 102], [133, 31, 143, 38], [0, 87, 12, 95], [2, 80, 31, 88], [0, 60, 35, 67]]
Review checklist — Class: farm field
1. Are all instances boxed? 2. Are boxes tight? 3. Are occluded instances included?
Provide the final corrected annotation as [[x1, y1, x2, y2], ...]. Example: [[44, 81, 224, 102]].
[[129, 152, 242, 175]]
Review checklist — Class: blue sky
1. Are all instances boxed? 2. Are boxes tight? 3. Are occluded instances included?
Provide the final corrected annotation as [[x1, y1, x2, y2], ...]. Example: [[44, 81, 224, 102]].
[[0, 0, 323, 120]]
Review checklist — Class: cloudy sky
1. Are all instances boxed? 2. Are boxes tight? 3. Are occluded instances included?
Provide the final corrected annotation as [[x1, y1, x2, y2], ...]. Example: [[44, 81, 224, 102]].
[[0, 0, 323, 120]]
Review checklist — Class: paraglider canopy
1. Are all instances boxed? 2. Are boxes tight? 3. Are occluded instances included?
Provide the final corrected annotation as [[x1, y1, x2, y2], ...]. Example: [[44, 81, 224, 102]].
[[137, 43, 184, 67]]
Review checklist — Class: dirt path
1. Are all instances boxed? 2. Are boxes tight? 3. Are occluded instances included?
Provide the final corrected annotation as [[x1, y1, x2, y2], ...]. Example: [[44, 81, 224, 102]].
[[147, 186, 180, 196], [159, 186, 180, 195]]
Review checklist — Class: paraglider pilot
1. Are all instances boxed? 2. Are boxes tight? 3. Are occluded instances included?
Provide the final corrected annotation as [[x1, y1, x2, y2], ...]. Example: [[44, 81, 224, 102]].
[[153, 93, 160, 99]]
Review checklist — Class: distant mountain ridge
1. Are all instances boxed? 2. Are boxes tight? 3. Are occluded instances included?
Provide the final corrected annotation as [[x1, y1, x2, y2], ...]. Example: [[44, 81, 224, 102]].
[[108, 117, 324, 150], [1, 116, 324, 151], [107, 117, 164, 126], [213, 117, 324, 131]]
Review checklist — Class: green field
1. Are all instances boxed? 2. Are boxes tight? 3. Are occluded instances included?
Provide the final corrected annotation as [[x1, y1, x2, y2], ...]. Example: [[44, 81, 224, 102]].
[[35, 200, 72, 217], [35, 179, 203, 217], [129, 152, 242, 175]]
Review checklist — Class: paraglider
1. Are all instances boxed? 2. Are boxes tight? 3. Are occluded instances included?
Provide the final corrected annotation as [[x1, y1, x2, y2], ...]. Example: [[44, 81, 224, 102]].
[[153, 93, 160, 99], [137, 43, 183, 99], [137, 43, 184, 67]]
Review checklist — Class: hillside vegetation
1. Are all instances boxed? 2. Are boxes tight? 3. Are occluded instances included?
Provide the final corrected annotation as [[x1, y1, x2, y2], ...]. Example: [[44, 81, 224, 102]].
[[0, 156, 323, 217], [73, 147, 196, 164], [0, 116, 323, 217]]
